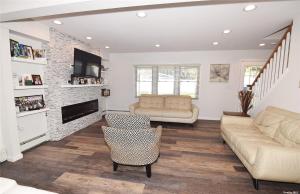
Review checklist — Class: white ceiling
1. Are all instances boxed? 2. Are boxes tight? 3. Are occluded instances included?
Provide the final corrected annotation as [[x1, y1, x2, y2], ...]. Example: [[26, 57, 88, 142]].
[[40, 1, 300, 53]]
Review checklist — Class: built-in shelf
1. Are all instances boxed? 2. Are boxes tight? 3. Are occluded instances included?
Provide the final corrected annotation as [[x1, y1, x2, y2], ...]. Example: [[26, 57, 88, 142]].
[[17, 108, 50, 118], [11, 57, 47, 65], [14, 85, 48, 90], [61, 84, 105, 88]]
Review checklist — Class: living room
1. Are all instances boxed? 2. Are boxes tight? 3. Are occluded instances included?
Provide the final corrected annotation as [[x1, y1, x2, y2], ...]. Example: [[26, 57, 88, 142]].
[[0, 0, 300, 193]]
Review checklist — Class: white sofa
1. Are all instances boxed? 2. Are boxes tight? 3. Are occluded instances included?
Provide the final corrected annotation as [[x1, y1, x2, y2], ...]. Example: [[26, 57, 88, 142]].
[[221, 106, 300, 189], [0, 177, 57, 194], [130, 95, 199, 124]]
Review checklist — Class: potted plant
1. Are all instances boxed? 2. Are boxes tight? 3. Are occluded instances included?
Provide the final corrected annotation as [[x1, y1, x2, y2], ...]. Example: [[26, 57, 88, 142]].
[[238, 90, 254, 116]]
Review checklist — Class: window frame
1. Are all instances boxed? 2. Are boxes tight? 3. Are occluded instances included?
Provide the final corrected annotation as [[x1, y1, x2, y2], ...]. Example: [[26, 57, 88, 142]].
[[135, 64, 200, 99]]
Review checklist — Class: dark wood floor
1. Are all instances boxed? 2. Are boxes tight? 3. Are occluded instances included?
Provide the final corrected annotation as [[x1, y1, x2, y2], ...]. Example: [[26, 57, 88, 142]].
[[1, 119, 300, 194]]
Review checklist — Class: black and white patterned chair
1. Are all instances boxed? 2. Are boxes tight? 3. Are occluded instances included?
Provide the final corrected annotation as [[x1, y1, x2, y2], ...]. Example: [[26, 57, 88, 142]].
[[102, 113, 162, 177]]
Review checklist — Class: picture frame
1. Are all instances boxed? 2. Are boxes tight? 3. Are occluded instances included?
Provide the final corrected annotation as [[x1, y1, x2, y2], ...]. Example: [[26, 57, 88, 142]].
[[23, 74, 33, 85], [210, 64, 230, 82], [10, 39, 20, 57], [15, 95, 45, 112], [31, 74, 43, 85], [26, 46, 34, 59], [33, 49, 46, 58]]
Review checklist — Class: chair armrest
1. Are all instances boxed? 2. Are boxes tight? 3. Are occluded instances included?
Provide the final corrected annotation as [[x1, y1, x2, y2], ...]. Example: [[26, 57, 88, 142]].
[[221, 115, 253, 126], [253, 144, 300, 181], [129, 102, 139, 113]]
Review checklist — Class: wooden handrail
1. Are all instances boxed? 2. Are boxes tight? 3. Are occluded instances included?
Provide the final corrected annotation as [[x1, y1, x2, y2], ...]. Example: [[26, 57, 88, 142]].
[[249, 23, 293, 89]]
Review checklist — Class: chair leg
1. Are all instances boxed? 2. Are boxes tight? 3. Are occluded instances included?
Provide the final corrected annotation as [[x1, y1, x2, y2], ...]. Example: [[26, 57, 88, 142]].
[[146, 164, 151, 178], [252, 178, 259, 190], [113, 162, 118, 171]]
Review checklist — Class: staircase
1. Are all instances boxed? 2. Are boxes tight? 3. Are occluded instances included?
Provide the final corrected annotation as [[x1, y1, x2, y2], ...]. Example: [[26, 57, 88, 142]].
[[249, 24, 293, 108]]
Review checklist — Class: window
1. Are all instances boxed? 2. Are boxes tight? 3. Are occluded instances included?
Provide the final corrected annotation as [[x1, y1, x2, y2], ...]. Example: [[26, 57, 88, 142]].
[[135, 65, 200, 98], [243, 65, 261, 87], [158, 66, 175, 95], [136, 66, 153, 96], [179, 67, 199, 98]]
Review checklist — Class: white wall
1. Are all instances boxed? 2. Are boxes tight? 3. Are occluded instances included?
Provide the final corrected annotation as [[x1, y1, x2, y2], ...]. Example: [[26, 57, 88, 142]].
[[253, 14, 300, 114], [0, 25, 23, 162], [107, 50, 270, 120]]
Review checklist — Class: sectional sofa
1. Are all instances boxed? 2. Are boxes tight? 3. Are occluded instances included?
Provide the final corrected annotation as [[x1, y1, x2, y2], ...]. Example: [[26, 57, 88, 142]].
[[221, 106, 300, 189]]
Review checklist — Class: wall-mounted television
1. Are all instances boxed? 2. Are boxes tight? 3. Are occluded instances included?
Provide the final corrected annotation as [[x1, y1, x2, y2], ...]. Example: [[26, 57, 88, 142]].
[[73, 48, 101, 78]]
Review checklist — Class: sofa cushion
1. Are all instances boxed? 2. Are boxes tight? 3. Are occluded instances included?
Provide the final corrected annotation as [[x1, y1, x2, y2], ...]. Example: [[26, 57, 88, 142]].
[[165, 96, 192, 111], [162, 109, 193, 118], [254, 110, 285, 138], [0, 177, 17, 194], [235, 140, 280, 165], [274, 119, 300, 148], [139, 96, 164, 109], [135, 108, 163, 117], [6, 185, 57, 194]]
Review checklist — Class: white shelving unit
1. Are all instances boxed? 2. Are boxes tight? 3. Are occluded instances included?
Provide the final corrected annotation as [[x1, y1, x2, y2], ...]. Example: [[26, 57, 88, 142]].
[[17, 108, 50, 118], [14, 85, 48, 90], [11, 57, 47, 65], [10, 32, 50, 152]]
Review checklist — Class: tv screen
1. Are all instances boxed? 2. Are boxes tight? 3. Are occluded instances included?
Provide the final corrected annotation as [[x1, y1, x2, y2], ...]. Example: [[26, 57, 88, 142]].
[[73, 48, 101, 78]]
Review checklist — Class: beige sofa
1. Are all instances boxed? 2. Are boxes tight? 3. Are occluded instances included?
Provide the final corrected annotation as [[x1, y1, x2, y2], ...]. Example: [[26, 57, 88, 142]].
[[0, 177, 57, 194], [221, 106, 300, 189], [129, 95, 199, 124]]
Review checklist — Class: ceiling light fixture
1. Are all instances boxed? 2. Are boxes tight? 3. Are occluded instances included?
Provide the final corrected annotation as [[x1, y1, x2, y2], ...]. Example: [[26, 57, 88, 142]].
[[105, 46, 110, 49], [155, 44, 160, 48], [53, 20, 62, 25], [271, 42, 277, 45], [86, 36, 92, 40], [136, 11, 147, 18], [223, 29, 231, 34], [244, 4, 257, 12], [212, 42, 219, 46], [259, 43, 266, 47]]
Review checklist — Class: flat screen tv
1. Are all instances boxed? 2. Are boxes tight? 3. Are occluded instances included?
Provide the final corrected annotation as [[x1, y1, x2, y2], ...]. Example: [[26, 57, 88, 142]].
[[73, 48, 101, 78]]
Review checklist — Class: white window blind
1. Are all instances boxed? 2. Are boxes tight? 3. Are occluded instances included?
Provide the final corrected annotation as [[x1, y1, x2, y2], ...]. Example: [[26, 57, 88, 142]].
[[135, 65, 200, 98]]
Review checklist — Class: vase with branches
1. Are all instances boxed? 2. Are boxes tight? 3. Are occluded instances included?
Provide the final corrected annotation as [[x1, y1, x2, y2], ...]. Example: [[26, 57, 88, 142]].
[[238, 90, 254, 116]]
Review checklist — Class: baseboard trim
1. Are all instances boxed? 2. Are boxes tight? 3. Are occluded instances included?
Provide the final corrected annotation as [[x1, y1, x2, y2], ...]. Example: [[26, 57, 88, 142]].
[[198, 116, 220, 121], [7, 153, 23, 162]]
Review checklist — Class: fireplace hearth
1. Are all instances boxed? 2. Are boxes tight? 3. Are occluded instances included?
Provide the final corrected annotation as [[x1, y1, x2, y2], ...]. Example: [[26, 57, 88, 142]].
[[61, 99, 98, 124]]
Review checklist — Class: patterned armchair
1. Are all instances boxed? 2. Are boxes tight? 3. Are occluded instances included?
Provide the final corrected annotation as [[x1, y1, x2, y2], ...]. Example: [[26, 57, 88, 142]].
[[102, 114, 162, 177]]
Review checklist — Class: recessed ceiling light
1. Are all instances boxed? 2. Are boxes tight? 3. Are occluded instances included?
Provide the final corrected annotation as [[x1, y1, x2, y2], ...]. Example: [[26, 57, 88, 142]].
[[155, 44, 160, 48], [212, 42, 219, 46], [223, 29, 231, 34], [105, 46, 110, 49], [53, 20, 62, 25], [136, 11, 147, 18], [86, 36, 92, 40], [271, 42, 277, 45], [259, 43, 266, 47], [244, 4, 257, 12]]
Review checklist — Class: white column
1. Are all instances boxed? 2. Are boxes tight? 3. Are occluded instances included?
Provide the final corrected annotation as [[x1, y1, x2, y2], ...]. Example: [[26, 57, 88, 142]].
[[0, 25, 23, 162]]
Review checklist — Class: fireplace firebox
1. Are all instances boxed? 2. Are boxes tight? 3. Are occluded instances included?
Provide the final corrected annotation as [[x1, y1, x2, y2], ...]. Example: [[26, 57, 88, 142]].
[[61, 99, 98, 124]]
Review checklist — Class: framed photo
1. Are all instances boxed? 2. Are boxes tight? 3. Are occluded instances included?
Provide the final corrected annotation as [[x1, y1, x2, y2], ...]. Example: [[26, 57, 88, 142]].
[[15, 95, 45, 112], [10, 39, 20, 57], [210, 64, 230, 82], [26, 46, 34, 59], [33, 49, 46, 58], [18, 44, 29, 58], [79, 78, 85, 84], [22, 74, 33, 86], [32, 74, 43, 85]]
